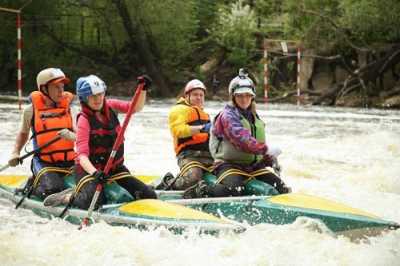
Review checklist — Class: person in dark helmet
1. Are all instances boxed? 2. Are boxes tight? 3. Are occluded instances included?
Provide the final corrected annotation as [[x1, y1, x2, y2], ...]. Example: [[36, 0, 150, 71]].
[[189, 69, 290, 198], [44, 75, 156, 208], [8, 68, 76, 201]]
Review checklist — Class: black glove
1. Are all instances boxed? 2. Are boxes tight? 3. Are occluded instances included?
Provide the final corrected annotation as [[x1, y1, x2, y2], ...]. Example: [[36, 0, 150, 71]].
[[200, 122, 211, 133], [263, 154, 274, 167], [137, 75, 152, 91], [92, 170, 108, 184]]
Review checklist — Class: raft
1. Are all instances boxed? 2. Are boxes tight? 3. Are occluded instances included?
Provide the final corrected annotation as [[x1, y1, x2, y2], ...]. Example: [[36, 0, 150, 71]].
[[0, 173, 398, 239], [0, 174, 241, 234]]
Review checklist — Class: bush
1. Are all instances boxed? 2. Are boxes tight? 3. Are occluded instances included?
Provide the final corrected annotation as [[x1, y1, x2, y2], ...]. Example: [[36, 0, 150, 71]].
[[209, 0, 257, 67]]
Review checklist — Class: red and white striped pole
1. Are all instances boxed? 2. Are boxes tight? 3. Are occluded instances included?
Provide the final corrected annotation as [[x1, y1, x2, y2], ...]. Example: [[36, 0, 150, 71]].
[[296, 47, 301, 106], [0, 1, 31, 110], [16, 12, 23, 110], [263, 39, 269, 102]]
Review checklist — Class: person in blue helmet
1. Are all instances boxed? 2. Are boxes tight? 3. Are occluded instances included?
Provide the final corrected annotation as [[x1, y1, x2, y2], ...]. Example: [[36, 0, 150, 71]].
[[44, 75, 157, 208]]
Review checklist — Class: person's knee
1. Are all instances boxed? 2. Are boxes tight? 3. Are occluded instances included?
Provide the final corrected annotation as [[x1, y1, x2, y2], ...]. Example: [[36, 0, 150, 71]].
[[34, 175, 65, 199], [208, 183, 244, 197], [135, 186, 157, 199], [174, 168, 203, 190], [214, 174, 245, 197], [72, 196, 91, 210], [73, 184, 105, 210]]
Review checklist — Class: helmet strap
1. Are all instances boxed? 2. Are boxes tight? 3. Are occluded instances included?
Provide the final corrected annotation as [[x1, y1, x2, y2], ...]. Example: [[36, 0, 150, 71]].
[[41, 85, 58, 107]]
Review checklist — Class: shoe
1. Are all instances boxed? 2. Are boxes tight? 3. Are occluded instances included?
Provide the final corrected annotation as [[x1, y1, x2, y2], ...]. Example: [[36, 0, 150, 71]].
[[280, 185, 292, 194], [155, 172, 175, 190], [183, 180, 208, 199], [43, 188, 73, 207]]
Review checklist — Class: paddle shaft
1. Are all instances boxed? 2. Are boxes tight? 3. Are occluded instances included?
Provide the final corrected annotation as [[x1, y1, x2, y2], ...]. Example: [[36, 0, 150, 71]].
[[0, 135, 63, 173], [80, 80, 146, 228]]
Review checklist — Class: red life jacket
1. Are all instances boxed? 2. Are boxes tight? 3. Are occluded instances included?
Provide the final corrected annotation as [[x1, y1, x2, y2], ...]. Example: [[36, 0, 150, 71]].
[[77, 101, 124, 171], [31, 91, 75, 163]]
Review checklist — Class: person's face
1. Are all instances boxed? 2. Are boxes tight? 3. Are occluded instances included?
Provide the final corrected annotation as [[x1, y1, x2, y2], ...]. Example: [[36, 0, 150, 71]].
[[234, 93, 253, 109], [186, 88, 205, 108], [87, 92, 105, 111], [47, 82, 64, 103]]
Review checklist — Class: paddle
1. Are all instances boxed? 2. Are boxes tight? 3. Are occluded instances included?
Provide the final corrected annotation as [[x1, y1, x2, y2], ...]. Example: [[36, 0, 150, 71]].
[[79, 76, 149, 229], [0, 135, 63, 173]]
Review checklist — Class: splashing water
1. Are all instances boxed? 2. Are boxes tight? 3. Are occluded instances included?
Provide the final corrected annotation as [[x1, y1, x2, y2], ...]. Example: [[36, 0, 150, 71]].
[[0, 101, 399, 266]]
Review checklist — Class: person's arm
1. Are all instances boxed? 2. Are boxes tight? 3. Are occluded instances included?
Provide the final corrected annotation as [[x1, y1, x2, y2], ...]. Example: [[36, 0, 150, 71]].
[[8, 106, 32, 166], [75, 115, 96, 174], [168, 105, 203, 138], [107, 90, 147, 113], [219, 109, 267, 155], [134, 90, 146, 112], [78, 155, 97, 175], [11, 132, 29, 155]]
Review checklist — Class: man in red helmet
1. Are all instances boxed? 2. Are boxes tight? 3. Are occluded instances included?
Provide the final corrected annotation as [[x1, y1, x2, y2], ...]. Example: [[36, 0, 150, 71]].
[[8, 68, 76, 200], [158, 79, 213, 193]]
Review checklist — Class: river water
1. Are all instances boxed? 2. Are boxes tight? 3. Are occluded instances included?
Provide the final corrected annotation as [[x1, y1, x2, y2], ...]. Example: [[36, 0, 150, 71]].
[[0, 100, 399, 266]]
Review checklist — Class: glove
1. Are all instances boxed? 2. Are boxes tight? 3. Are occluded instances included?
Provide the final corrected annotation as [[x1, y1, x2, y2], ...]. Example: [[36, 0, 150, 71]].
[[92, 170, 108, 184], [265, 144, 282, 159], [58, 129, 76, 141], [8, 152, 20, 167], [200, 122, 211, 133], [138, 75, 152, 91]]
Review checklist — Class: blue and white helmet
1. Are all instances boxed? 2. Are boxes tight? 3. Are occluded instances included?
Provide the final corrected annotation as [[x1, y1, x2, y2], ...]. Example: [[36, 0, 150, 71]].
[[76, 75, 107, 102], [228, 68, 256, 96]]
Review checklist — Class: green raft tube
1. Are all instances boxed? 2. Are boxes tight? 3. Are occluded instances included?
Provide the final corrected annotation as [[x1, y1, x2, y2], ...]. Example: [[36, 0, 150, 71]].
[[0, 173, 398, 239]]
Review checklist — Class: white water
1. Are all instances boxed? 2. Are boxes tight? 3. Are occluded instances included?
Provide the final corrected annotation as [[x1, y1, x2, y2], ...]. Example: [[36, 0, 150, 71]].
[[0, 100, 399, 266]]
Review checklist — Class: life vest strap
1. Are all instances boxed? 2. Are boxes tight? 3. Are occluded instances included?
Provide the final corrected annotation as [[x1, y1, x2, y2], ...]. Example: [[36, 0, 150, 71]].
[[32, 166, 73, 188], [215, 168, 273, 184], [178, 161, 214, 178], [74, 171, 132, 194]]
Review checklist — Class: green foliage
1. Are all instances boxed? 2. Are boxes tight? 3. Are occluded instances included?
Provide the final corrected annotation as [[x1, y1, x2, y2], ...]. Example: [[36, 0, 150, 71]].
[[282, 0, 342, 48], [210, 0, 258, 67], [340, 0, 400, 44], [130, 0, 199, 70], [0, 0, 399, 96]]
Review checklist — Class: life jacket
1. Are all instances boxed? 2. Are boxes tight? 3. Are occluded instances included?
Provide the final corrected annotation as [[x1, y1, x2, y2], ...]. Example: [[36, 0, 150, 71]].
[[31, 91, 75, 163], [171, 98, 210, 155], [77, 101, 124, 171], [210, 109, 266, 165]]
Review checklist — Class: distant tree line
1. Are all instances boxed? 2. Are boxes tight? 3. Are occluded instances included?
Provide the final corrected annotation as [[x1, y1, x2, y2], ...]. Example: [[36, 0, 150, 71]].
[[0, 0, 399, 104]]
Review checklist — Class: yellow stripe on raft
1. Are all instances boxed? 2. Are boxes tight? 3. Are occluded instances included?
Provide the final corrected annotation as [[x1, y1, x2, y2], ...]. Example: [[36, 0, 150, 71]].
[[119, 199, 225, 222], [0, 174, 158, 186], [269, 193, 378, 218], [136, 175, 160, 185], [0, 175, 27, 188]]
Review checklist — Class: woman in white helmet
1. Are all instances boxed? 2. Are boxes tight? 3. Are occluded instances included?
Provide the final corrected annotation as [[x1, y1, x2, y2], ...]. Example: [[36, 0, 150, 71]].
[[205, 69, 290, 197], [8, 68, 77, 201], [158, 79, 213, 193], [44, 74, 157, 208]]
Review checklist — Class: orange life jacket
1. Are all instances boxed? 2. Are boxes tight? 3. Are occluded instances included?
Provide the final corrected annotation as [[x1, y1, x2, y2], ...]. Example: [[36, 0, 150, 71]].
[[174, 101, 210, 155], [31, 91, 76, 163]]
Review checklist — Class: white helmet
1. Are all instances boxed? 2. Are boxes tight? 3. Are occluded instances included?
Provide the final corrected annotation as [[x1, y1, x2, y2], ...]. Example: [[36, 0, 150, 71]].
[[184, 79, 206, 94], [228, 68, 255, 96], [36, 68, 70, 90]]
